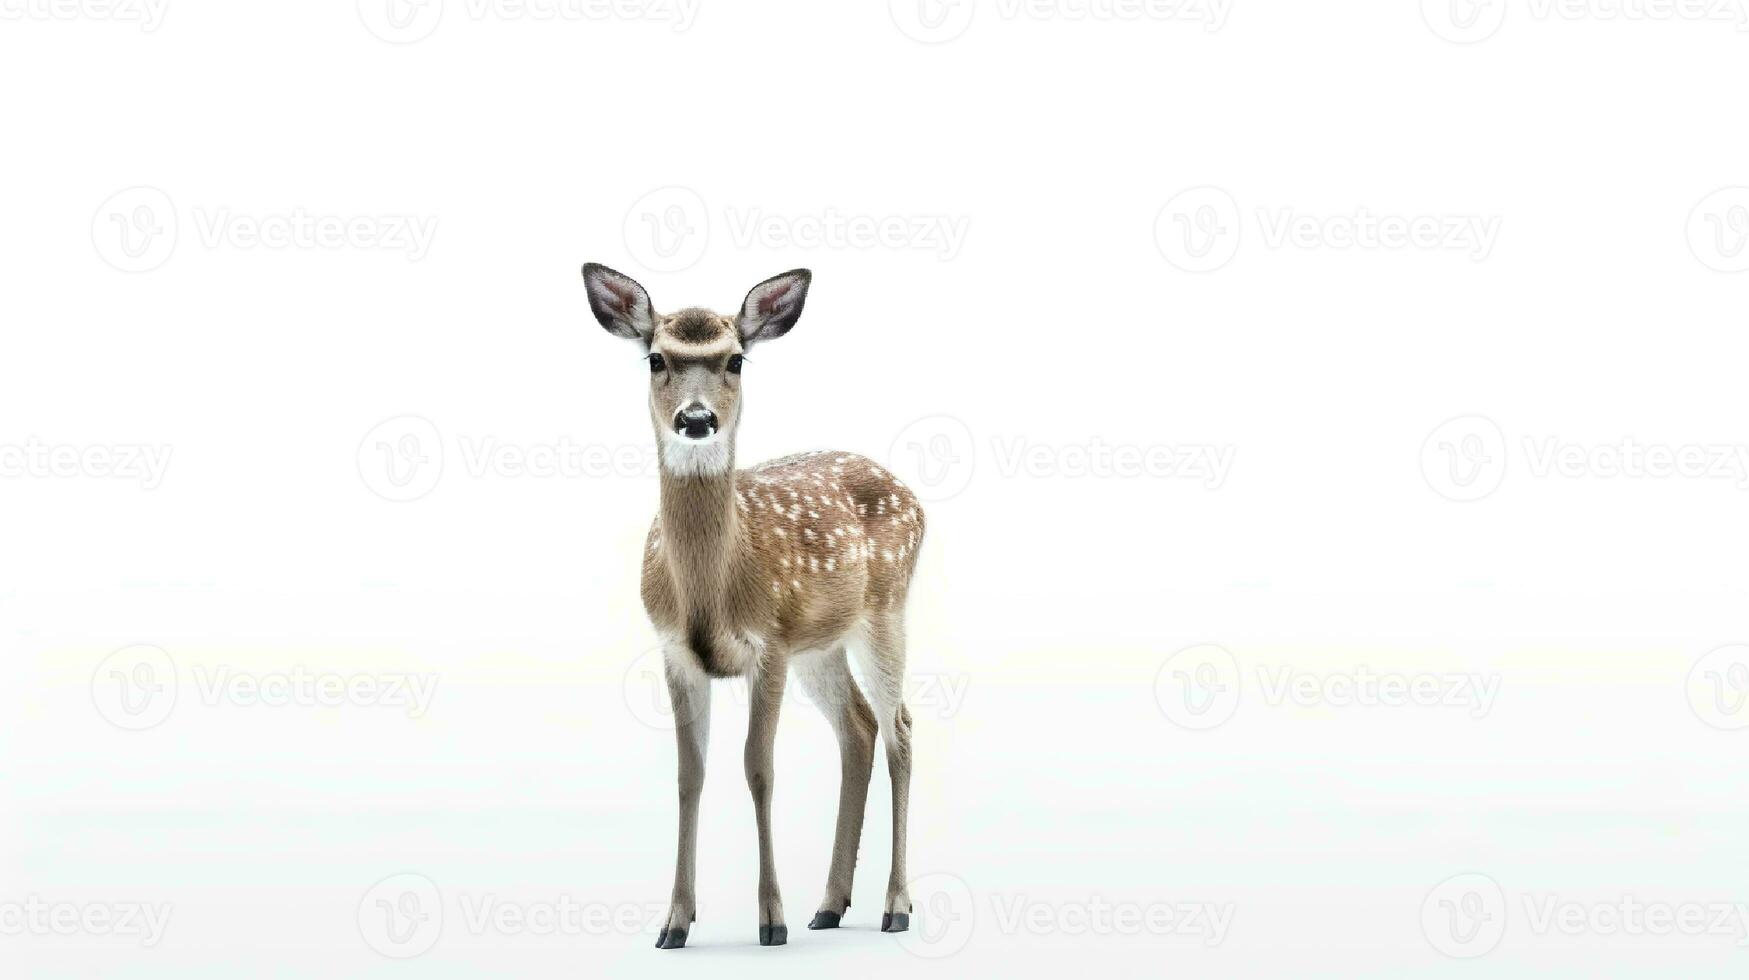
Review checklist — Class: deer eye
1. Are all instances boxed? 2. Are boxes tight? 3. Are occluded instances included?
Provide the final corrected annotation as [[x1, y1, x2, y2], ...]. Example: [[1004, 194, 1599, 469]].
[[648, 352, 666, 373], [727, 354, 744, 375]]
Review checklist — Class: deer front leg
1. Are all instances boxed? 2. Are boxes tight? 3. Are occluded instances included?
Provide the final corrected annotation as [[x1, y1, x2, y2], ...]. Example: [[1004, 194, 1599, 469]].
[[657, 660, 710, 950], [745, 660, 788, 946]]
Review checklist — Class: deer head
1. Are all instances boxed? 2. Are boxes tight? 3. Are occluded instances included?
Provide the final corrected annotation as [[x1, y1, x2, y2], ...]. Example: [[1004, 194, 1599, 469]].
[[583, 263, 812, 478]]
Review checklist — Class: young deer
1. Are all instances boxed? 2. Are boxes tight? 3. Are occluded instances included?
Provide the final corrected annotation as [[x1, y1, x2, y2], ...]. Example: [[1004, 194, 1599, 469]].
[[583, 263, 924, 949]]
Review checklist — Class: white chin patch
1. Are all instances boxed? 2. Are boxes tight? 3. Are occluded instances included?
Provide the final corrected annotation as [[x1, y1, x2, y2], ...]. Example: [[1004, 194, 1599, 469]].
[[661, 432, 732, 478]]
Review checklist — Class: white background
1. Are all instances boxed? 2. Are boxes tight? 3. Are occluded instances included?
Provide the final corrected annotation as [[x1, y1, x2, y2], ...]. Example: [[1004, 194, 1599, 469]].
[[4, 0, 1749, 976]]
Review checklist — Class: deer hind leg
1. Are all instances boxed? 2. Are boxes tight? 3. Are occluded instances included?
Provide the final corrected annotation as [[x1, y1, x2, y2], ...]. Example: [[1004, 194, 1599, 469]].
[[745, 658, 789, 946], [657, 654, 710, 950], [849, 614, 914, 933], [793, 648, 877, 930]]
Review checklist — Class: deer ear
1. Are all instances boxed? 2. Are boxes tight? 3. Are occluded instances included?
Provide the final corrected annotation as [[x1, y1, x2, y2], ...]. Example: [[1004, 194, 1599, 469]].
[[737, 269, 811, 346], [582, 263, 655, 342]]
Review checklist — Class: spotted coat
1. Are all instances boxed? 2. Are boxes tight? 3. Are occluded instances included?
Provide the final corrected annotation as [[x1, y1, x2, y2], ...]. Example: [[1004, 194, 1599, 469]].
[[641, 451, 925, 676]]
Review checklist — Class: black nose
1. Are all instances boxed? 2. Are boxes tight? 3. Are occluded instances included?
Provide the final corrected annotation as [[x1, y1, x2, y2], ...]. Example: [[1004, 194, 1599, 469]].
[[674, 406, 718, 440]]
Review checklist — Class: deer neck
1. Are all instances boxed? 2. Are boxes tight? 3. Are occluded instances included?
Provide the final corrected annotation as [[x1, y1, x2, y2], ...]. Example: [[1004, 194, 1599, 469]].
[[656, 445, 743, 599]]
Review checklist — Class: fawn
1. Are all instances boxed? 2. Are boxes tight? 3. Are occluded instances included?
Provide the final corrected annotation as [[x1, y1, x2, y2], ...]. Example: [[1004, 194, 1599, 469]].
[[583, 263, 924, 949]]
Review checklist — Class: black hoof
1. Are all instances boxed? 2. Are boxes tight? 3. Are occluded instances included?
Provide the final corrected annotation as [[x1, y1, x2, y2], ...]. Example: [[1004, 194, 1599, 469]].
[[881, 912, 910, 933], [759, 923, 788, 946], [808, 910, 842, 930], [655, 926, 688, 949]]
